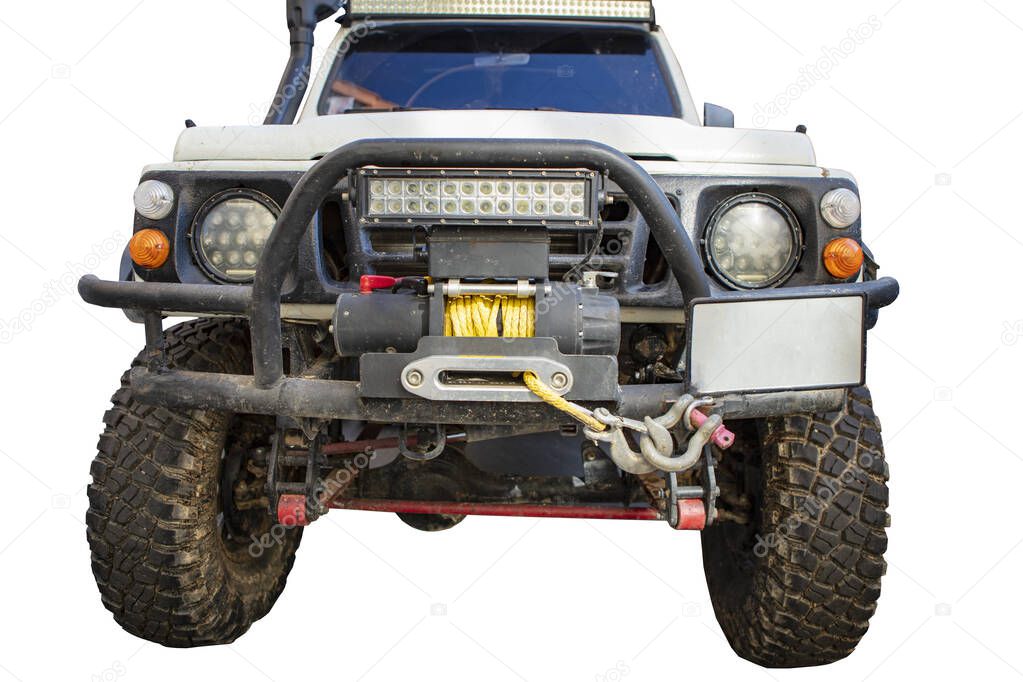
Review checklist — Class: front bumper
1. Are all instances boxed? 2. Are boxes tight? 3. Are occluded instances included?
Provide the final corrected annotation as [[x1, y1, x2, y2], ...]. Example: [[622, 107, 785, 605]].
[[79, 274, 896, 423], [80, 139, 899, 426]]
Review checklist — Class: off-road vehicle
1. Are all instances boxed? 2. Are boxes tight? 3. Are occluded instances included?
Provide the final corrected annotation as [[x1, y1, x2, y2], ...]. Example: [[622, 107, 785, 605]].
[[80, 0, 899, 668]]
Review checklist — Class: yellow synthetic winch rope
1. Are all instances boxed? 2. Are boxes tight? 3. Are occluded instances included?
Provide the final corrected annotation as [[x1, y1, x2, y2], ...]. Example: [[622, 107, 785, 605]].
[[502, 297, 535, 338], [442, 294, 604, 431], [522, 371, 607, 432], [443, 295, 535, 338]]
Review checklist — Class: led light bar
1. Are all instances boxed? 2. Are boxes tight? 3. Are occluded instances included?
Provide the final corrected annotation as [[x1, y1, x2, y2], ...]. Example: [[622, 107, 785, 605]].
[[345, 0, 654, 22], [355, 168, 601, 226]]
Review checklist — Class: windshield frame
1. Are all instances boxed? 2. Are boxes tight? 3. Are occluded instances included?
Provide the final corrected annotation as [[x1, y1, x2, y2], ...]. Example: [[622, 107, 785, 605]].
[[310, 19, 685, 120]]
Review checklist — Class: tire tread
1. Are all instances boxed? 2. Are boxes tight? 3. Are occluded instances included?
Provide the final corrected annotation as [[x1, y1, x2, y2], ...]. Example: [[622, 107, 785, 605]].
[[86, 319, 300, 647], [704, 387, 889, 668]]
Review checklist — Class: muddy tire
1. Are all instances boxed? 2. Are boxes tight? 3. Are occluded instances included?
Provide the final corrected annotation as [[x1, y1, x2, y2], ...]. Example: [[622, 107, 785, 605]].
[[86, 319, 302, 647], [701, 387, 889, 668], [397, 512, 466, 532], [393, 457, 466, 532]]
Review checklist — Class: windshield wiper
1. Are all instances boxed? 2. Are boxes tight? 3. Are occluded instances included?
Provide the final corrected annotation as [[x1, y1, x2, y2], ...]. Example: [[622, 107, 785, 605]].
[[479, 107, 566, 112], [343, 106, 565, 114], [342, 106, 438, 114]]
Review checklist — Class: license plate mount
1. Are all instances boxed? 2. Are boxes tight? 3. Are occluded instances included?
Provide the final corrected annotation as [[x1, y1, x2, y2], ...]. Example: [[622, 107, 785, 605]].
[[686, 294, 867, 396]]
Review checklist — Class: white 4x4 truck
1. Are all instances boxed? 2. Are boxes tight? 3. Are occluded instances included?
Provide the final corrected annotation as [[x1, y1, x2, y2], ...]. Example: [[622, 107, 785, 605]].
[[80, 0, 899, 668]]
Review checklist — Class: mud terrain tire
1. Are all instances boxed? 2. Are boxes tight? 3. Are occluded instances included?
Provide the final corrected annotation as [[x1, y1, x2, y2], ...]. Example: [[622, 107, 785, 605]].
[[702, 387, 889, 668], [86, 319, 302, 647]]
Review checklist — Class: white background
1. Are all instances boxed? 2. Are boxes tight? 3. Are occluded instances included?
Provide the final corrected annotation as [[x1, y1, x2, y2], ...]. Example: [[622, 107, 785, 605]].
[[1, 1, 1020, 680]]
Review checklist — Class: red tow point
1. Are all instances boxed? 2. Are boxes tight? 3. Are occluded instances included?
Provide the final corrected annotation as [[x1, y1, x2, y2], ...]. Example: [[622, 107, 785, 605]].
[[675, 499, 707, 531], [277, 494, 309, 527]]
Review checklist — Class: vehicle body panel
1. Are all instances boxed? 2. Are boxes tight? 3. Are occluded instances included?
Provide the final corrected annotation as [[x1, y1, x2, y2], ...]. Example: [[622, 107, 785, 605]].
[[174, 110, 817, 167]]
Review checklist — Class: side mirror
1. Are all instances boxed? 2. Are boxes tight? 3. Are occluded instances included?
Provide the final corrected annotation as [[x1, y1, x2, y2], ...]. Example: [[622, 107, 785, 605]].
[[704, 103, 735, 129]]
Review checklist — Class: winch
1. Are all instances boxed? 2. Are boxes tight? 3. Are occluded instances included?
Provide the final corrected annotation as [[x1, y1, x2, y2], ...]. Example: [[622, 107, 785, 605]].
[[333, 276, 621, 358], [332, 221, 622, 403]]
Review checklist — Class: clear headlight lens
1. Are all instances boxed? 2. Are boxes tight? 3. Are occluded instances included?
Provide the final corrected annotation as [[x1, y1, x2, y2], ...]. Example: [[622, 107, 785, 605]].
[[705, 194, 802, 290], [361, 170, 596, 224], [192, 190, 278, 283], [820, 188, 861, 228], [133, 180, 175, 220]]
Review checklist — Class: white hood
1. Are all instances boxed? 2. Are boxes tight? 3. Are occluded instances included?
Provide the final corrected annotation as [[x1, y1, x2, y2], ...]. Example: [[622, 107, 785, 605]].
[[174, 111, 817, 167]]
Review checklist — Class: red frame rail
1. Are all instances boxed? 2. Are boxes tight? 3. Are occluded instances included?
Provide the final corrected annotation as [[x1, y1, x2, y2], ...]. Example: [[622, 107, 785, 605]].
[[328, 499, 664, 521]]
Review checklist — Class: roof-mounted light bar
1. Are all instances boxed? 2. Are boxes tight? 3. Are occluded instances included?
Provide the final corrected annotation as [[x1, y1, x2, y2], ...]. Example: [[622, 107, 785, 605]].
[[344, 0, 654, 23]]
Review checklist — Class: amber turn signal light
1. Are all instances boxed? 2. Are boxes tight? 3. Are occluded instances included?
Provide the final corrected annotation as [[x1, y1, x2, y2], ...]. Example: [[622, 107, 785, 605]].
[[129, 229, 170, 269], [823, 238, 864, 279]]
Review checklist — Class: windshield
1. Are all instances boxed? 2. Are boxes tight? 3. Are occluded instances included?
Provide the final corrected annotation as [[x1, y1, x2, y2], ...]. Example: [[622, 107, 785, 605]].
[[318, 23, 679, 117]]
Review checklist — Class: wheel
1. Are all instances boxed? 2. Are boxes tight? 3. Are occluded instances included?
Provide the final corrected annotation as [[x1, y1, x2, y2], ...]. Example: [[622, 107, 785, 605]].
[[701, 387, 889, 668], [392, 456, 466, 532], [86, 319, 302, 647], [397, 512, 466, 532]]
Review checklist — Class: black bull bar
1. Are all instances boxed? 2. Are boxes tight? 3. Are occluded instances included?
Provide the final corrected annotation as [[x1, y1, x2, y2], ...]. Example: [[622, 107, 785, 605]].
[[78, 139, 899, 426]]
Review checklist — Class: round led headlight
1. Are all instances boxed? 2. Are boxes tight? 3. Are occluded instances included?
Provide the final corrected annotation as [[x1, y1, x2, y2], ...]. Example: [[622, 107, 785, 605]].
[[191, 189, 279, 283], [704, 194, 802, 290], [820, 188, 861, 228], [134, 180, 175, 220]]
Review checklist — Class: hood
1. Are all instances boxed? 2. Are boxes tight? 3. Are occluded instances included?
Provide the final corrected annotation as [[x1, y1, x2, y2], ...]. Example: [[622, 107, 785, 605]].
[[174, 110, 816, 167]]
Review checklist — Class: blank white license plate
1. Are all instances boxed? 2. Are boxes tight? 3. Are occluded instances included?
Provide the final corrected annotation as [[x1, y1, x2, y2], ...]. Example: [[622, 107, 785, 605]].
[[688, 295, 866, 395]]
